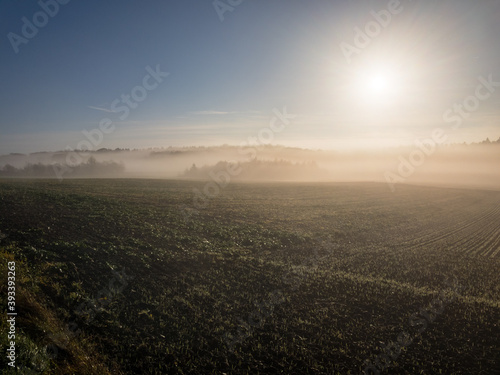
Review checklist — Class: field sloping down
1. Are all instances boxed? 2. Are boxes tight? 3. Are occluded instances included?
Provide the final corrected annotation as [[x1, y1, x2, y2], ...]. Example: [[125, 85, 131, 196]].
[[0, 179, 499, 374]]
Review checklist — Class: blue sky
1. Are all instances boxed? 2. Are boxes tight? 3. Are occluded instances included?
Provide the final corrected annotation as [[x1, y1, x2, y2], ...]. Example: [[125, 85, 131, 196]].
[[1, 0, 500, 153]]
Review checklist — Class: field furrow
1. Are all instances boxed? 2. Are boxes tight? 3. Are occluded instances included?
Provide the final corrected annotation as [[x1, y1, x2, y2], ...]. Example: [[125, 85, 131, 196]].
[[452, 213, 499, 251], [398, 203, 499, 253], [452, 204, 500, 257], [472, 228, 500, 257]]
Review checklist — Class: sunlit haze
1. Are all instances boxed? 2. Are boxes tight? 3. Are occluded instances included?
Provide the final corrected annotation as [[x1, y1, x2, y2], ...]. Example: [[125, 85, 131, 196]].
[[1, 0, 500, 155], [1, 2, 500, 373]]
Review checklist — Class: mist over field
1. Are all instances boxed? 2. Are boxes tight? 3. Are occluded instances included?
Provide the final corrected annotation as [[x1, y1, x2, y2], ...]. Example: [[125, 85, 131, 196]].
[[1, 140, 499, 190], [3, 1, 500, 372]]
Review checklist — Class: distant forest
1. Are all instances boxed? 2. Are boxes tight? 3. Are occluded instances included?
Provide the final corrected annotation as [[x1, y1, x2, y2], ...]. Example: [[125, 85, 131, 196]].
[[0, 138, 498, 181], [0, 157, 124, 178], [181, 159, 328, 181]]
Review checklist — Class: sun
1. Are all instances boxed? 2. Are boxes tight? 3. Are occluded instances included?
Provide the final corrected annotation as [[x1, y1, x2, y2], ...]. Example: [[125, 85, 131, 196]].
[[350, 64, 402, 108], [368, 73, 392, 94]]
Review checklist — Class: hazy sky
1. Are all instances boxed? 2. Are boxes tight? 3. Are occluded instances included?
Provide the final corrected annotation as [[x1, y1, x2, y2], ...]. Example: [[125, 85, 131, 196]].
[[1, 0, 500, 154]]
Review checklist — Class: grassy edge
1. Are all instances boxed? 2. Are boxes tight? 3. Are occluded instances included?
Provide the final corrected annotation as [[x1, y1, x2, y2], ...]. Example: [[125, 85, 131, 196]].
[[1, 247, 122, 374]]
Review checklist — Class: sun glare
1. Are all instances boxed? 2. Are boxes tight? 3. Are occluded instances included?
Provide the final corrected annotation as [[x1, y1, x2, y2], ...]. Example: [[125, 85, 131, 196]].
[[352, 64, 401, 107], [368, 73, 391, 93]]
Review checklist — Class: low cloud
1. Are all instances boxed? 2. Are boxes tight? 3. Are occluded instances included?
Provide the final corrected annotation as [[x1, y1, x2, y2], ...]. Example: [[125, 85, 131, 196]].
[[189, 110, 234, 115], [88, 106, 116, 113]]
